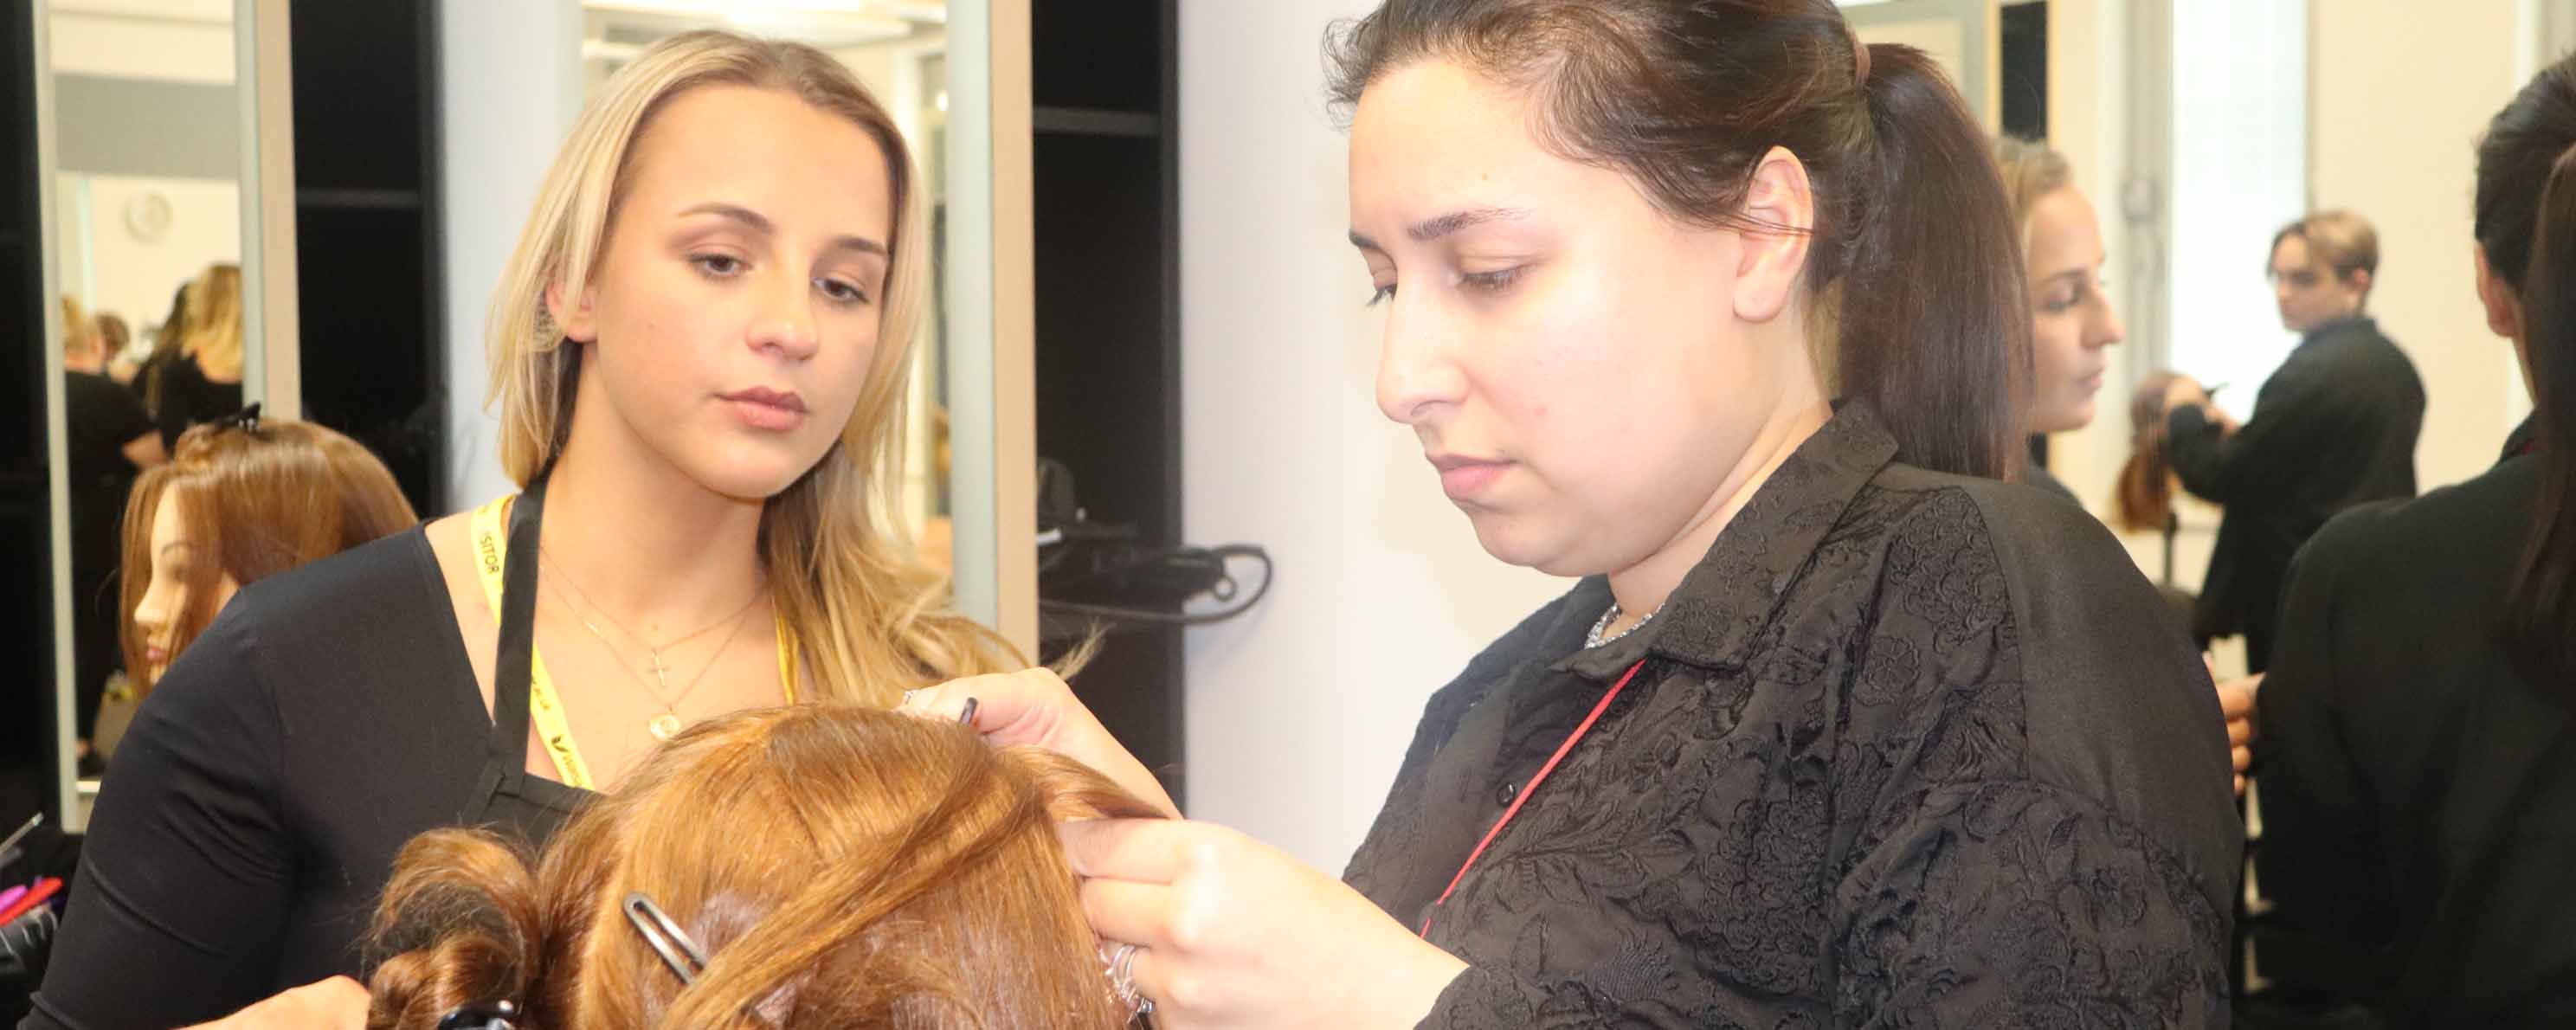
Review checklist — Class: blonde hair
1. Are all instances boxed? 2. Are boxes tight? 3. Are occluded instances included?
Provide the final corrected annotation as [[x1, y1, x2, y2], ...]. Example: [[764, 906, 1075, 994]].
[[365, 705, 1160, 1028], [59, 295, 94, 358], [178, 263, 245, 379], [1993, 136, 2073, 242], [484, 30, 1019, 704]]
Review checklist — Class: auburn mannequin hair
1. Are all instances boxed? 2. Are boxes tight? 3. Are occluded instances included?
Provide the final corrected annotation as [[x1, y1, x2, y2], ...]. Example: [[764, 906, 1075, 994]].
[[364, 705, 1163, 1028], [119, 418, 418, 693]]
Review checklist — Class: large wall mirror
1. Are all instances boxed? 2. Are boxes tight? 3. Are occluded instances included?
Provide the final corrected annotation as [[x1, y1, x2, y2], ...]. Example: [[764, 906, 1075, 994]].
[[31, 0, 297, 830]]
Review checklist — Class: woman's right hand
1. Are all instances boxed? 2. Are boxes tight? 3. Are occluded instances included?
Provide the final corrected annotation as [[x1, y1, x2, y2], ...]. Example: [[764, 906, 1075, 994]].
[[181, 976, 368, 1029], [902, 668, 1179, 817]]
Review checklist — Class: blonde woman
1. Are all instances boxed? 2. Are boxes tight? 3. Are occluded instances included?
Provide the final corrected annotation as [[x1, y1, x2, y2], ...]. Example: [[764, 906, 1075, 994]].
[[1992, 137, 2126, 504], [143, 263, 247, 450], [29, 31, 1030, 1029]]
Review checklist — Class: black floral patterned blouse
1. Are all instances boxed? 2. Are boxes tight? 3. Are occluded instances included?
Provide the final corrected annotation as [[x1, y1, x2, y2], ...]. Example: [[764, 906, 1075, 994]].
[[1345, 403, 2244, 1028]]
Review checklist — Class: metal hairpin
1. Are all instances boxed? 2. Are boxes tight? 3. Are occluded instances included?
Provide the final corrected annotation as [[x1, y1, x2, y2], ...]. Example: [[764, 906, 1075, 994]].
[[211, 402, 263, 435], [623, 891, 712, 986]]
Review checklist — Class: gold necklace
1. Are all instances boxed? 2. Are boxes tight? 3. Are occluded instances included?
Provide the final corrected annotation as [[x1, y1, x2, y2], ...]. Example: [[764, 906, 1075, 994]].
[[539, 545, 763, 689], [538, 550, 767, 740]]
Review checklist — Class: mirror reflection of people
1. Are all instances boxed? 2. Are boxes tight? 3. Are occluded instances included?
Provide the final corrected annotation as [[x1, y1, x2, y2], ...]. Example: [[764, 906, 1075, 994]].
[[141, 263, 248, 451], [2246, 58, 2576, 1027], [364, 705, 1161, 1027], [61, 295, 165, 764], [131, 280, 192, 398], [32, 31, 1034, 1030], [1994, 137, 2126, 504], [91, 311, 140, 386], [2161, 212, 2425, 673], [909, 3, 2239, 1025]]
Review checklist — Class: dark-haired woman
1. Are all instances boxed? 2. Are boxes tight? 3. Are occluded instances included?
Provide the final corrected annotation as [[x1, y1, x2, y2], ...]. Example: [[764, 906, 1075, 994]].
[[2249, 56, 2576, 1028], [909, 2, 2240, 1026]]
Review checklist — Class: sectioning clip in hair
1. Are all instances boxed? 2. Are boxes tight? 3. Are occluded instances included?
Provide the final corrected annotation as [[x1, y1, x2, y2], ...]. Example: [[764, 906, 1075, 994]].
[[624, 891, 712, 986], [435, 999, 519, 1030]]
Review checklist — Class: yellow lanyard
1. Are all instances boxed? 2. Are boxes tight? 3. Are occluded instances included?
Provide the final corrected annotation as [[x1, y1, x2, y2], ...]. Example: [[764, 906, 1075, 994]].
[[469, 494, 798, 790]]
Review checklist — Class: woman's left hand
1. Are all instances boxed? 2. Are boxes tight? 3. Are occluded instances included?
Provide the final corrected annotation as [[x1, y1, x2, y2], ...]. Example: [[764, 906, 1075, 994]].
[[1065, 818, 1468, 1028]]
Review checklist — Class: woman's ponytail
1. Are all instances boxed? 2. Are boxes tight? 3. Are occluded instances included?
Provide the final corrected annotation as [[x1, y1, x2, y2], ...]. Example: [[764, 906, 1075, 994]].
[[1839, 43, 2032, 479]]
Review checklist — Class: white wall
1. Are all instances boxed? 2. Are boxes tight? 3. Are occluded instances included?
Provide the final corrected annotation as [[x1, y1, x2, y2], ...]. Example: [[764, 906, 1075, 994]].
[[2312, 0, 2534, 492], [438, 0, 586, 512], [1177, 3, 1573, 872], [56, 173, 239, 338]]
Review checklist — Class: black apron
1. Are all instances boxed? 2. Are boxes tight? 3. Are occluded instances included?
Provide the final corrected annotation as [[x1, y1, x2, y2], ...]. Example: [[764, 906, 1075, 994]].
[[459, 470, 593, 845]]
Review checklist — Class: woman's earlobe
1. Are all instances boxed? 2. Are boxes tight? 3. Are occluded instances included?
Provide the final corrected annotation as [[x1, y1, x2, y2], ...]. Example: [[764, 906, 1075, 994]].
[[545, 280, 601, 343]]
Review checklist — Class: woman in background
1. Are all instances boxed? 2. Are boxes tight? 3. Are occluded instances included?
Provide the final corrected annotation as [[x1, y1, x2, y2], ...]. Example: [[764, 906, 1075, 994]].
[[1994, 136, 2126, 505], [143, 264, 248, 451]]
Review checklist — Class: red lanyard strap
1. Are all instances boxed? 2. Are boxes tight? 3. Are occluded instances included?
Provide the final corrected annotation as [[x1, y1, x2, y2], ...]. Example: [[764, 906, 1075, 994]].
[[1419, 659, 1648, 938]]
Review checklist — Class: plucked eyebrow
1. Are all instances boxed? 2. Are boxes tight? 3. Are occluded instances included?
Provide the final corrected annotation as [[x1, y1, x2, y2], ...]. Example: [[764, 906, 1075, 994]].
[[1348, 206, 1532, 253], [679, 203, 887, 259]]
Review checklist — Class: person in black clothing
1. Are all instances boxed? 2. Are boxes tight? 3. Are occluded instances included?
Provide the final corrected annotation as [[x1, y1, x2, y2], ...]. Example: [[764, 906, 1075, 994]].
[[59, 298, 164, 750], [2248, 57, 2576, 1028], [29, 32, 1032, 1029], [141, 264, 245, 452], [2162, 210, 2425, 673], [903, 3, 2240, 1025]]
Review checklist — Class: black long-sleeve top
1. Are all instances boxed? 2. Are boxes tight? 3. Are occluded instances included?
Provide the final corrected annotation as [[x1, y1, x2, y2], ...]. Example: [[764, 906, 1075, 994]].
[[1347, 402, 2244, 1028], [2253, 452, 2576, 1027], [2166, 316, 2424, 669]]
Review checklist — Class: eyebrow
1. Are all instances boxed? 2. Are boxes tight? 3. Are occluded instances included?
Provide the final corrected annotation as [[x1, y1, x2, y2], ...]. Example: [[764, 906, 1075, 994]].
[[156, 542, 194, 558], [1348, 206, 1532, 253], [679, 203, 887, 259]]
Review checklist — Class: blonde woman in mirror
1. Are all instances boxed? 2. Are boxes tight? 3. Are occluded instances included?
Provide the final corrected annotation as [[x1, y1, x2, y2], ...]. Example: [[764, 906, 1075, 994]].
[[141, 263, 248, 450], [29, 30, 1081, 1030]]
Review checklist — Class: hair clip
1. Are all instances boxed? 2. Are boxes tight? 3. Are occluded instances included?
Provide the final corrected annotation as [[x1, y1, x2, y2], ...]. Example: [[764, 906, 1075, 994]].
[[623, 891, 711, 986], [435, 999, 518, 1030], [211, 402, 263, 435]]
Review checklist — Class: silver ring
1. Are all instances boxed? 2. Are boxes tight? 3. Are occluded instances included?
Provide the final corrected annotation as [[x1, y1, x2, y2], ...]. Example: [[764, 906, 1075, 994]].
[[1103, 941, 1145, 1013]]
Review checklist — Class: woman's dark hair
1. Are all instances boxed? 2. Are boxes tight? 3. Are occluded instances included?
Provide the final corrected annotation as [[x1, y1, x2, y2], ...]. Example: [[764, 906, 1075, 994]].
[[2507, 143, 2576, 692], [2476, 59, 2576, 297], [1325, 0, 2030, 478], [2476, 55, 2576, 692]]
